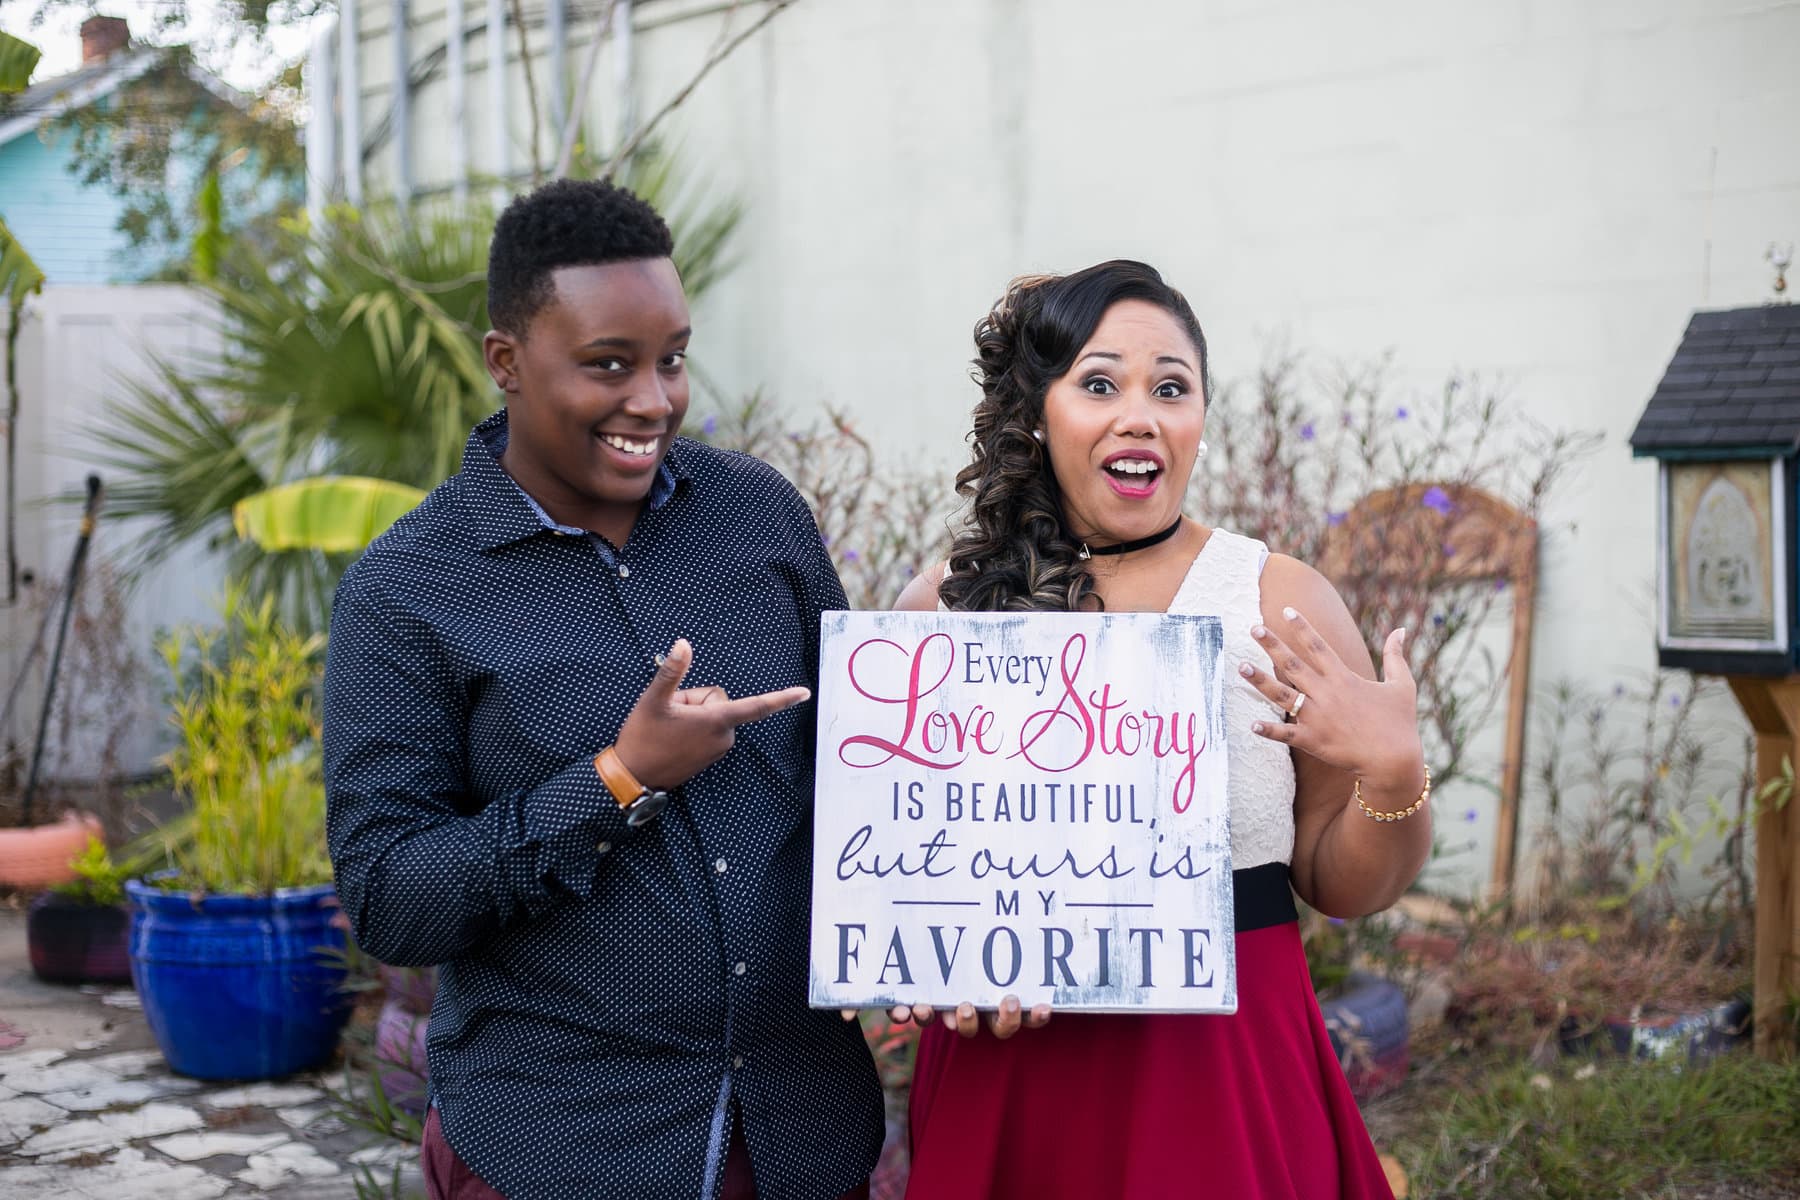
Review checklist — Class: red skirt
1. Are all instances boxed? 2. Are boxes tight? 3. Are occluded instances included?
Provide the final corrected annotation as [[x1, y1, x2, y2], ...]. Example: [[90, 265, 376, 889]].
[[905, 919, 1395, 1200]]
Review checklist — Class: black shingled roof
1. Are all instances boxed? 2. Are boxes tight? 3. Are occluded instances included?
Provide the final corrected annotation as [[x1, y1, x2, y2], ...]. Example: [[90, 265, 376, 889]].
[[1630, 304, 1800, 456]]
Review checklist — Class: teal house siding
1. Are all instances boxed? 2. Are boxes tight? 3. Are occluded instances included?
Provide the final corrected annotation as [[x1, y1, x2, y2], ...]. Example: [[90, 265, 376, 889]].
[[0, 121, 147, 284]]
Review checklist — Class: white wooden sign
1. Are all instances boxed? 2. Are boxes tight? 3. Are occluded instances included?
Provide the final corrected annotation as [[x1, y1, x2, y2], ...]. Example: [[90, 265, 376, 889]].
[[808, 611, 1236, 1014]]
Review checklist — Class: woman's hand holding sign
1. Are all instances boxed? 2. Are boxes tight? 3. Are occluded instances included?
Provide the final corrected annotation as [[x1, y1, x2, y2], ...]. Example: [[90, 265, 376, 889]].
[[863, 997, 1054, 1039], [614, 638, 813, 790]]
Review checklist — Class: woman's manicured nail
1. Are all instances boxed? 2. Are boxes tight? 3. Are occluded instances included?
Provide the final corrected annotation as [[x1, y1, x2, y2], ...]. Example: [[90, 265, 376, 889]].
[[1239, 662, 1255, 677], [1283, 606, 1298, 621]]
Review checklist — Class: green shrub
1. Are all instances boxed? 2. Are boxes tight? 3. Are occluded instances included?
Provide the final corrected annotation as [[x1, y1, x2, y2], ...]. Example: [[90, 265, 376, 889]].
[[156, 588, 328, 894]]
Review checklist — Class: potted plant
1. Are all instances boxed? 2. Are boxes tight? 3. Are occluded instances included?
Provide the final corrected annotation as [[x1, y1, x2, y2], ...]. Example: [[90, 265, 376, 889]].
[[126, 589, 349, 1080], [29, 836, 138, 984]]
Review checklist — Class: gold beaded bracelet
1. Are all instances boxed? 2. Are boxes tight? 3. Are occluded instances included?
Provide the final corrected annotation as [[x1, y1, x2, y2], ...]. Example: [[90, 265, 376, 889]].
[[1354, 763, 1432, 823]]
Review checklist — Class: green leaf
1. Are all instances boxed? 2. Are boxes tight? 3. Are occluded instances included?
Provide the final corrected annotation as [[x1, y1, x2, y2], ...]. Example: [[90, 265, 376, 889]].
[[233, 476, 427, 553], [1, 216, 47, 313], [0, 31, 42, 93], [191, 169, 225, 281]]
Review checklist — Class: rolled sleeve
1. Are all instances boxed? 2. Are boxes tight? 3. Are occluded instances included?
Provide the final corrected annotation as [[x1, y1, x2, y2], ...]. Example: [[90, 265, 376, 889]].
[[324, 573, 642, 967]]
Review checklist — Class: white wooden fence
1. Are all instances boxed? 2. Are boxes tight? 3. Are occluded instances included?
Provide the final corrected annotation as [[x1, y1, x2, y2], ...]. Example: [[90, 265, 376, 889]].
[[3, 285, 227, 786]]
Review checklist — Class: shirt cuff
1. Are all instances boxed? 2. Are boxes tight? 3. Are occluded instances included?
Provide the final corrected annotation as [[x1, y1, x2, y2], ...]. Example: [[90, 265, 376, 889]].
[[511, 755, 641, 902]]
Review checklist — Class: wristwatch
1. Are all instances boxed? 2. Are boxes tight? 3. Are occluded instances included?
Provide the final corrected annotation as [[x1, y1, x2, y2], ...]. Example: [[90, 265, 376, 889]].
[[593, 746, 671, 827]]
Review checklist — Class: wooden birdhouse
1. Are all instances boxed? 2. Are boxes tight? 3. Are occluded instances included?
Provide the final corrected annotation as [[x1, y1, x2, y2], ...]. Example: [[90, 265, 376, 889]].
[[1630, 301, 1800, 1057]]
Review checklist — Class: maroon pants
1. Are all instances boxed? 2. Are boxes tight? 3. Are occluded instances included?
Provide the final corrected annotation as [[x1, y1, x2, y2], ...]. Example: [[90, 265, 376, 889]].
[[421, 1106, 870, 1200]]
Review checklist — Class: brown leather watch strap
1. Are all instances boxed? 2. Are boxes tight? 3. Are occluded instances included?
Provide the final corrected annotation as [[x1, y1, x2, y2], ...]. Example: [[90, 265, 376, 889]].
[[593, 746, 644, 810]]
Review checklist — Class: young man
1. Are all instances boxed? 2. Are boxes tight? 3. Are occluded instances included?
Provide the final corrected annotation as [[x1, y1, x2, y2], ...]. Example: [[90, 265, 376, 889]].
[[324, 179, 884, 1200]]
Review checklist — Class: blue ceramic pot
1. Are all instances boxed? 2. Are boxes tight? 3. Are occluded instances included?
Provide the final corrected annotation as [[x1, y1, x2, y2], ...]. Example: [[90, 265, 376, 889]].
[[126, 880, 352, 1080]]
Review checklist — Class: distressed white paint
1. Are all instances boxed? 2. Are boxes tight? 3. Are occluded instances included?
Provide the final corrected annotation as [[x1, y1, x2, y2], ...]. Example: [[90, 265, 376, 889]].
[[809, 611, 1234, 1013]]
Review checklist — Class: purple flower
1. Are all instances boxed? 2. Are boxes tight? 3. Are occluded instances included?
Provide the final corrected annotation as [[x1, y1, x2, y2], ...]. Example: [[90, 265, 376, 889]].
[[1395, 406, 1410, 421], [1340, 410, 1353, 428], [1432, 613, 1446, 627], [1670, 693, 1682, 708], [702, 414, 718, 435], [1442, 542, 1457, 558], [1493, 579, 1507, 593], [1326, 916, 1345, 926], [843, 548, 861, 563], [1612, 683, 1626, 698], [1327, 511, 1347, 527], [1463, 808, 1479, 823], [1300, 422, 1316, 442], [1421, 485, 1454, 514]]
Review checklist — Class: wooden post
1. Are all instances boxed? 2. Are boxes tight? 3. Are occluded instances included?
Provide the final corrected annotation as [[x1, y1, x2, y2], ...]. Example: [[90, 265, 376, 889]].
[[1489, 551, 1537, 902], [1726, 676, 1800, 1058]]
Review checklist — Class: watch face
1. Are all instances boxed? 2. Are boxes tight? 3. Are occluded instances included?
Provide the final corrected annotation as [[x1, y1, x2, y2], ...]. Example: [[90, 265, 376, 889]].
[[625, 790, 670, 827]]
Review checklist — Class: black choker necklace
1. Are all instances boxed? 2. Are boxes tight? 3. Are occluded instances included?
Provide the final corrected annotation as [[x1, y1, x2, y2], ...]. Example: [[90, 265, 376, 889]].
[[1078, 516, 1184, 560]]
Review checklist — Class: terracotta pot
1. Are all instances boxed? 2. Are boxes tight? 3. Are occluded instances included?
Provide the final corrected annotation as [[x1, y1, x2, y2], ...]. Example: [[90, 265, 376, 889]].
[[0, 812, 102, 890], [28, 891, 132, 984]]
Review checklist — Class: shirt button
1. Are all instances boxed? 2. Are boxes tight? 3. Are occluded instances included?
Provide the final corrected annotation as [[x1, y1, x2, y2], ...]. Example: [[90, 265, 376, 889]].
[[618, 564, 631, 579], [714, 858, 728, 874], [732, 1055, 745, 1069], [596, 841, 611, 855], [734, 961, 747, 976]]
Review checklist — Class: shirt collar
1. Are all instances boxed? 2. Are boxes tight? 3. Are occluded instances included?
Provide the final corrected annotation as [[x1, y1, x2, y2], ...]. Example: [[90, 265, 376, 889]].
[[460, 409, 686, 550]]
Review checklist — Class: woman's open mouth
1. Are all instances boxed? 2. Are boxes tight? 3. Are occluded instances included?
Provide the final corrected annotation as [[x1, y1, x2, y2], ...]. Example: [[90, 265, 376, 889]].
[[1102, 451, 1164, 497]]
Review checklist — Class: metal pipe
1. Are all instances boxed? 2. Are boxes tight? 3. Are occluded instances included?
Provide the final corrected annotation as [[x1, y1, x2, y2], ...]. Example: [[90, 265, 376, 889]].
[[391, 0, 412, 201], [447, 0, 469, 201], [487, 0, 508, 197], [304, 16, 337, 220], [22, 475, 101, 827], [340, 0, 364, 205], [548, 0, 566, 148], [612, 0, 634, 148]]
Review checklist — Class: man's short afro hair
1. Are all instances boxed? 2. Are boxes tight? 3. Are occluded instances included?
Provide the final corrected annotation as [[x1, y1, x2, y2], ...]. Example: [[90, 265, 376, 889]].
[[486, 178, 675, 336]]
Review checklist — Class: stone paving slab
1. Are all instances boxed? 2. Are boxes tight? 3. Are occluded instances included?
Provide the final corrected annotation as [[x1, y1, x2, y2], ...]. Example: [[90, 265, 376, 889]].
[[0, 908, 423, 1198]]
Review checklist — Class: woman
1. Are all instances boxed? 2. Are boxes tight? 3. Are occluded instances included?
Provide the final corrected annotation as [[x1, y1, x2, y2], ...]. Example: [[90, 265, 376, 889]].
[[892, 261, 1428, 1199]]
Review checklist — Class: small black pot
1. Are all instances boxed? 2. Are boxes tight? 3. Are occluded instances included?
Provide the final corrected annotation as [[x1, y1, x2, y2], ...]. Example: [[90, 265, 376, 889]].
[[28, 891, 132, 985]]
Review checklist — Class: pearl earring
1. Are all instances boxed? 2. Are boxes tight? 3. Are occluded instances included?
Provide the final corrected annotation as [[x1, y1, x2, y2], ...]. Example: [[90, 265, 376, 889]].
[[1032, 429, 1045, 443], [1197, 440, 1209, 459]]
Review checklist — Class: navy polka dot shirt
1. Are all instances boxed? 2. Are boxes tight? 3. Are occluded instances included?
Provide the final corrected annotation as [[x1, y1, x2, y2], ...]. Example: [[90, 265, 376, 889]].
[[324, 410, 885, 1199]]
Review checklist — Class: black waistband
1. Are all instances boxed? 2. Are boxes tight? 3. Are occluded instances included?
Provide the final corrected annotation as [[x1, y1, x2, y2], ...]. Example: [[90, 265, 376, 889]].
[[1233, 861, 1297, 932]]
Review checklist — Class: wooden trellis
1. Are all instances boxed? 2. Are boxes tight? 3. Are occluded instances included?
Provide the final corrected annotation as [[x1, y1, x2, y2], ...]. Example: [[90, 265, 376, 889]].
[[1318, 482, 1539, 901]]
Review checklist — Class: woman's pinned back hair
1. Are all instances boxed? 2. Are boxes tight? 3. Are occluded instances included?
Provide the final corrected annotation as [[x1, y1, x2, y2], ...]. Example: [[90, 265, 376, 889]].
[[938, 260, 1209, 612]]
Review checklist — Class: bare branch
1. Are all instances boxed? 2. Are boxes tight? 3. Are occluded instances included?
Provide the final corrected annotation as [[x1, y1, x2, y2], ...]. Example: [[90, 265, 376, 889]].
[[553, 0, 621, 180], [600, 0, 794, 180]]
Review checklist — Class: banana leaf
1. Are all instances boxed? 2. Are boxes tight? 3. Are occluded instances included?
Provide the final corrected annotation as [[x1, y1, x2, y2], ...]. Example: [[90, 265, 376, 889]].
[[0, 32, 41, 93], [233, 476, 426, 553], [1, 217, 46, 314]]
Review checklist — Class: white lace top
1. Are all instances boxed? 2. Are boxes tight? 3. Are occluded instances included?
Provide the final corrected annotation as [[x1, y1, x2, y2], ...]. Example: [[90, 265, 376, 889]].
[[1168, 528, 1295, 869]]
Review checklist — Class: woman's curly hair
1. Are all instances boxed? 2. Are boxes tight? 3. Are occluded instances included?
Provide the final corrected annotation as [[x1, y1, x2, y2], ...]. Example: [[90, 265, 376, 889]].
[[938, 260, 1210, 613]]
